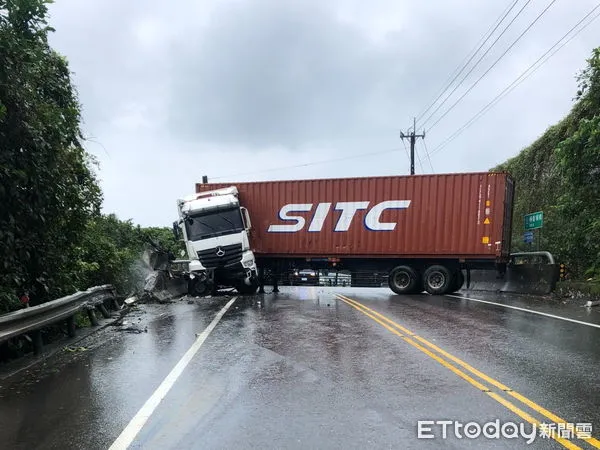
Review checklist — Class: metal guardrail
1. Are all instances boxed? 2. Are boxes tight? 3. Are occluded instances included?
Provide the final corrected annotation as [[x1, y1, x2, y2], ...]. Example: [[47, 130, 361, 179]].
[[466, 252, 560, 295], [0, 285, 117, 354]]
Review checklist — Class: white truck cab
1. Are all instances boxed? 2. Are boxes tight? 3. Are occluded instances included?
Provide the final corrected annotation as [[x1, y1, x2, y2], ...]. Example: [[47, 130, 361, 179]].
[[174, 186, 259, 296]]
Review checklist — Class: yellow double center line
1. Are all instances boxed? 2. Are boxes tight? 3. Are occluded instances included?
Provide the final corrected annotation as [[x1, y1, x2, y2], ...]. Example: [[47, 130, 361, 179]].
[[335, 294, 600, 450]]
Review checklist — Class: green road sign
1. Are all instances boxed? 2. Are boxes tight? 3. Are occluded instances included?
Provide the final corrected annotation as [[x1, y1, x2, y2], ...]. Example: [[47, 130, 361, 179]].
[[524, 211, 543, 230]]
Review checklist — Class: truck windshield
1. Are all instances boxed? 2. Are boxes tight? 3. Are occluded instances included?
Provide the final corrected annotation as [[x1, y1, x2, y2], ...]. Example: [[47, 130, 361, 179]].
[[185, 207, 245, 241]]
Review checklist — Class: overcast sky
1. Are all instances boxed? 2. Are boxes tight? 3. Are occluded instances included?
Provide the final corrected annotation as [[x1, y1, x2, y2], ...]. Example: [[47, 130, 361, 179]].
[[47, 0, 599, 226]]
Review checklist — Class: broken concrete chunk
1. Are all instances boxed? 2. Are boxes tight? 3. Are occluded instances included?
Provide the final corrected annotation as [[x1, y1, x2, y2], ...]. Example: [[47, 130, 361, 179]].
[[124, 296, 138, 305]]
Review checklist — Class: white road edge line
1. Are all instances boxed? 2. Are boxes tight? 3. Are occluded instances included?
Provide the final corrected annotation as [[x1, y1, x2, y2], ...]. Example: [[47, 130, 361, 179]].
[[447, 294, 600, 329], [109, 297, 238, 450]]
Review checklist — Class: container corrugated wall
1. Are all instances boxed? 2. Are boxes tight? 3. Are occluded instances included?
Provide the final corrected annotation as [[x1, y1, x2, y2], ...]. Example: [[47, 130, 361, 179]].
[[196, 172, 511, 260]]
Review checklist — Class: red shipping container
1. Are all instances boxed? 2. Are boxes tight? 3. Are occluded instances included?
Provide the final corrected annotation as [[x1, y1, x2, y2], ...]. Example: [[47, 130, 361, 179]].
[[196, 172, 514, 262]]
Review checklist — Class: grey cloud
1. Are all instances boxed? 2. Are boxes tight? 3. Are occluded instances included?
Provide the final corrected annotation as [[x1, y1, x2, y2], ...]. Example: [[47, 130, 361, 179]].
[[45, 0, 600, 226], [166, 0, 491, 149], [48, 1, 168, 131]]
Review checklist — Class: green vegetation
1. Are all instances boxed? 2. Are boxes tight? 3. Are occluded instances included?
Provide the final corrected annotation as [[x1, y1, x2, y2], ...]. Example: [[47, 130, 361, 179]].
[[0, 1, 181, 313], [493, 47, 600, 280], [554, 280, 600, 302], [74, 310, 91, 329], [75, 214, 182, 297]]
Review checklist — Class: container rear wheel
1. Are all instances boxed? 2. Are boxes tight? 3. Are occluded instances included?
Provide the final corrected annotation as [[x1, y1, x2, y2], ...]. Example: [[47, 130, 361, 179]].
[[388, 265, 420, 295], [423, 265, 453, 295]]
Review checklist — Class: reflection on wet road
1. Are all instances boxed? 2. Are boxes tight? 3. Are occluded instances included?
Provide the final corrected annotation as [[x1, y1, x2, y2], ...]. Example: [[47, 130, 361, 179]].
[[1, 287, 599, 449]]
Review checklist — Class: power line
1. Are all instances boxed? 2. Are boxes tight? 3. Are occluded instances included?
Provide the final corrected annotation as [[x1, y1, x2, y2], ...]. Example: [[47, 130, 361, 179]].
[[422, 140, 435, 173], [420, 0, 533, 129], [426, 0, 558, 132], [210, 147, 402, 180], [401, 139, 411, 162], [431, 4, 600, 156], [429, 4, 600, 157], [416, 0, 521, 123], [415, 146, 425, 173], [430, 6, 600, 156]]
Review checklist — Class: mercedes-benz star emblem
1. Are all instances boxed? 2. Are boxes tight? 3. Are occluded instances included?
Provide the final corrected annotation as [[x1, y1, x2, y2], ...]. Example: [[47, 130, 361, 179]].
[[216, 247, 225, 257]]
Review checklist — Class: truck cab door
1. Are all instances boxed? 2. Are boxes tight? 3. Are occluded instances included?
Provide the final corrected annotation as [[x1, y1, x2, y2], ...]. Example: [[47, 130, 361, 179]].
[[241, 207, 252, 231]]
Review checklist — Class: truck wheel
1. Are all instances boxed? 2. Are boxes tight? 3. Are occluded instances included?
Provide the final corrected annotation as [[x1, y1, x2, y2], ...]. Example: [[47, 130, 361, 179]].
[[389, 265, 419, 295], [236, 280, 259, 295], [423, 265, 453, 295], [188, 278, 210, 297]]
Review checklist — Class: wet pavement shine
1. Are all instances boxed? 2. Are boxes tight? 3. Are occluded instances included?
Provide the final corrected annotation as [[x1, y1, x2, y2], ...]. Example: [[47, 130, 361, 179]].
[[1, 287, 599, 449]]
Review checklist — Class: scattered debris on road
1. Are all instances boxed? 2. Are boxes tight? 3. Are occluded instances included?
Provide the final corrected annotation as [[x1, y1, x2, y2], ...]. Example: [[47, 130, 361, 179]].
[[116, 325, 148, 334], [63, 346, 87, 353], [124, 296, 138, 306]]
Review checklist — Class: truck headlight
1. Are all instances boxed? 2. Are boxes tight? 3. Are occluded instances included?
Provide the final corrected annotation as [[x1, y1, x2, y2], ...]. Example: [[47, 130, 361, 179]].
[[241, 251, 256, 268]]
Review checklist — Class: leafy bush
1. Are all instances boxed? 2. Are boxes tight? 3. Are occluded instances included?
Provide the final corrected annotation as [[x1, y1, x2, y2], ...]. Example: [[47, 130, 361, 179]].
[[75, 214, 183, 295]]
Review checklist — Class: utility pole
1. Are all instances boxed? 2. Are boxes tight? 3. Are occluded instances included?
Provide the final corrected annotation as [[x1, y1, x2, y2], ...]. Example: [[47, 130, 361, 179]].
[[400, 117, 426, 175]]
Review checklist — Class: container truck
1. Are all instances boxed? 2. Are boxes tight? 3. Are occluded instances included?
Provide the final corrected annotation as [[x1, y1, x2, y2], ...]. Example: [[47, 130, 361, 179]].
[[175, 171, 515, 296], [172, 186, 260, 296]]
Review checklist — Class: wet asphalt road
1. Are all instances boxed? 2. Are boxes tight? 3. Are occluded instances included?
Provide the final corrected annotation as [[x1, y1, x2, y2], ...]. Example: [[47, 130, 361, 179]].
[[1, 287, 599, 449]]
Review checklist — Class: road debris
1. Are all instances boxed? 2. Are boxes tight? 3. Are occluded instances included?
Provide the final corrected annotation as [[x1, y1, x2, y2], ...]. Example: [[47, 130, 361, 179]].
[[116, 325, 148, 334], [124, 296, 138, 306], [63, 346, 87, 353]]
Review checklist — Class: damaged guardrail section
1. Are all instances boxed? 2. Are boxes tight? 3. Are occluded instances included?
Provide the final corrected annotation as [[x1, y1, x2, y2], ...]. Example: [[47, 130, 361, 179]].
[[465, 252, 560, 295], [0, 285, 117, 355]]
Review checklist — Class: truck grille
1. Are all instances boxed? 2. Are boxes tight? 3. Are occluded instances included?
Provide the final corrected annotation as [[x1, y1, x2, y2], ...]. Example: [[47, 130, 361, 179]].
[[197, 243, 243, 269]]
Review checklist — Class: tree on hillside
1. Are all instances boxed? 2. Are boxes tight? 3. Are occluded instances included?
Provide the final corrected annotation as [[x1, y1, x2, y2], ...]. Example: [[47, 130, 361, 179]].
[[75, 215, 184, 295], [0, 0, 102, 310], [575, 47, 600, 108], [556, 48, 600, 278], [493, 47, 600, 279]]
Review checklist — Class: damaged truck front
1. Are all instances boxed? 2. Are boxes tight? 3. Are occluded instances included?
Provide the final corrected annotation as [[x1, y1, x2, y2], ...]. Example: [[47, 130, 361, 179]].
[[172, 187, 259, 296]]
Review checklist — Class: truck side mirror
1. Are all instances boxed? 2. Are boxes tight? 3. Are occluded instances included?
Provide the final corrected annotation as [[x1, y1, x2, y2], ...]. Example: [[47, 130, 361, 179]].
[[172, 221, 180, 240], [241, 207, 252, 230]]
